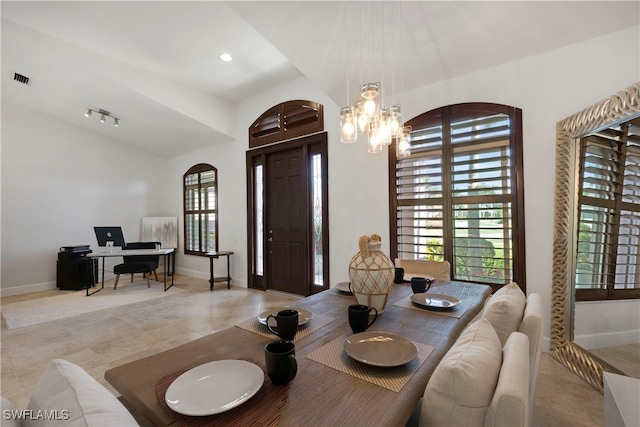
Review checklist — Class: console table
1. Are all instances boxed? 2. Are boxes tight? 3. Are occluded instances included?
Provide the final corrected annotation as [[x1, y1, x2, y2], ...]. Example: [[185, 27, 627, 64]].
[[206, 251, 234, 290]]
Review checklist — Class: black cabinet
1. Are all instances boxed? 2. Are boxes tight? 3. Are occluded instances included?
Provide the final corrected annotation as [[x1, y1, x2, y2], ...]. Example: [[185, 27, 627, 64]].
[[57, 248, 97, 290]]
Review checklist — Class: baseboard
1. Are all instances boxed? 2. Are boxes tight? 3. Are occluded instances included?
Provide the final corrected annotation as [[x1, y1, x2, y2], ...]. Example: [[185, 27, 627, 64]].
[[1, 281, 57, 297], [265, 289, 304, 300], [174, 267, 209, 281], [1, 269, 248, 298], [574, 330, 640, 350], [174, 267, 246, 288]]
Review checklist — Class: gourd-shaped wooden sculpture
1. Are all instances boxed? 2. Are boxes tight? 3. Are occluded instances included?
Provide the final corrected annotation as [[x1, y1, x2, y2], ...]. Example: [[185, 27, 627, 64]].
[[348, 234, 394, 314]]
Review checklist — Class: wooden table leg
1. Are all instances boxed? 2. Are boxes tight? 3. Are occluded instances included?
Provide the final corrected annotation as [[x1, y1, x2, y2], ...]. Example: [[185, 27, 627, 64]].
[[226, 253, 231, 289], [209, 255, 215, 291]]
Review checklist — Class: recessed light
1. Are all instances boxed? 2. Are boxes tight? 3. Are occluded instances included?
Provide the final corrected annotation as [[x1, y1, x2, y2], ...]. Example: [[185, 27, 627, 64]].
[[219, 52, 232, 62]]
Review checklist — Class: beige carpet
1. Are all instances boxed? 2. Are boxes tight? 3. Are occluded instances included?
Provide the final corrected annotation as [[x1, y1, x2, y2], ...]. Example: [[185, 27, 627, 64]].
[[1, 282, 184, 330]]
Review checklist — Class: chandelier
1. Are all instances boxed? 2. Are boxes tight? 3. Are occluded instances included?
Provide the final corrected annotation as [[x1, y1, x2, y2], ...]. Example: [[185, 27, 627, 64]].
[[339, 2, 411, 157]]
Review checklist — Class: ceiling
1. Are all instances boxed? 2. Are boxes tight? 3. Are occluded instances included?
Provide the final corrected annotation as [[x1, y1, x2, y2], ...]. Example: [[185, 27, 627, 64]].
[[2, 1, 638, 158]]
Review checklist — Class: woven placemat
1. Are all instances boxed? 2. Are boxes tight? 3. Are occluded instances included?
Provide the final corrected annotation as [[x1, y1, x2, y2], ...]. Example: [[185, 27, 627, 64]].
[[155, 359, 288, 427], [235, 313, 335, 341], [306, 335, 434, 393], [392, 293, 471, 319]]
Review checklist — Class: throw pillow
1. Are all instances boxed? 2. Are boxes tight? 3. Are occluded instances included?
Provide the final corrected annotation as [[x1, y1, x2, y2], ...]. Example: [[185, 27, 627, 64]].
[[481, 282, 526, 346]]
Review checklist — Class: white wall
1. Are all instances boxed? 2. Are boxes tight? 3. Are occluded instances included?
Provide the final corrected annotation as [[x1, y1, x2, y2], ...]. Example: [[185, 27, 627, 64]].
[[1, 105, 170, 295], [169, 75, 393, 286], [2, 25, 638, 346], [400, 26, 640, 348], [575, 300, 640, 350], [167, 26, 639, 346]]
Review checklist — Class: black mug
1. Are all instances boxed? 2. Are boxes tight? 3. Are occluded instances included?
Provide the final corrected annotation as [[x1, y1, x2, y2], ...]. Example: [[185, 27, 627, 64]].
[[266, 309, 299, 341], [394, 267, 408, 284], [348, 304, 378, 333], [411, 277, 432, 294], [265, 341, 297, 385]]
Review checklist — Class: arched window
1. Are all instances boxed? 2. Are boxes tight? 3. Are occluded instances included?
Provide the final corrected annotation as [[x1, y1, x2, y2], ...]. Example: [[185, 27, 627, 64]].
[[183, 163, 218, 255], [389, 103, 526, 292]]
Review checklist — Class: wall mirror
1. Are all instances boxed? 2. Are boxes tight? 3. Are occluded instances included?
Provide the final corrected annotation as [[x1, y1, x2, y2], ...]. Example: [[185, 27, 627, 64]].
[[550, 83, 640, 392]]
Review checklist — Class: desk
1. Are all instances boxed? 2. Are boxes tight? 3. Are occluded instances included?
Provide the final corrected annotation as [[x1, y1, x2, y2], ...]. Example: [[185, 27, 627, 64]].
[[87, 248, 175, 296], [205, 251, 233, 290], [105, 280, 490, 426]]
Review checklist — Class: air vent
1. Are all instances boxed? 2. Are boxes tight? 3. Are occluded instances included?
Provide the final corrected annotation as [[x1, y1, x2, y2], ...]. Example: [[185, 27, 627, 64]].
[[13, 73, 31, 86]]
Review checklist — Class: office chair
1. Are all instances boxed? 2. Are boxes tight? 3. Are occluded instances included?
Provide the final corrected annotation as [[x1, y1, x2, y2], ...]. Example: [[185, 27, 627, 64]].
[[113, 242, 160, 289]]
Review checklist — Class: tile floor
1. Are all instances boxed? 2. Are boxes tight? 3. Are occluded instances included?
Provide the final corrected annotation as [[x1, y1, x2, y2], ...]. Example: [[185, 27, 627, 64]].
[[1, 276, 605, 426]]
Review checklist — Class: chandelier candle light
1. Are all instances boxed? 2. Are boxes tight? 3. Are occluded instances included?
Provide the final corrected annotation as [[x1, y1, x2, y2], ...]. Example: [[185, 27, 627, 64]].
[[339, 2, 411, 157]]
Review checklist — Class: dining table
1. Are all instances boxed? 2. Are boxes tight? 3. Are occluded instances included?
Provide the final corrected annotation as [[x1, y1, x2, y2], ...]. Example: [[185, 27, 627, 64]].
[[104, 279, 491, 426]]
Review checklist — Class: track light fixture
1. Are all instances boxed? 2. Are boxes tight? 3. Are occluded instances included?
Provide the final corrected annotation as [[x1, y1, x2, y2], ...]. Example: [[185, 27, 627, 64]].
[[85, 108, 120, 127]]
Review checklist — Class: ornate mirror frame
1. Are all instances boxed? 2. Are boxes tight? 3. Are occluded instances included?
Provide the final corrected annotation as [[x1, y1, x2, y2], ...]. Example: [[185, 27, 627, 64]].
[[550, 82, 640, 392]]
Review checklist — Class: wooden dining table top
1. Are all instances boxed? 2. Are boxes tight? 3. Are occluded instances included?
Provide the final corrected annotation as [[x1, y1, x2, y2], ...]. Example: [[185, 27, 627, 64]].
[[104, 280, 491, 427]]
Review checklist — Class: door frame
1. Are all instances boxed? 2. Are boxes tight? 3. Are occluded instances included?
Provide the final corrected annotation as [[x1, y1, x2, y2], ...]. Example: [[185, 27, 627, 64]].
[[246, 132, 329, 295]]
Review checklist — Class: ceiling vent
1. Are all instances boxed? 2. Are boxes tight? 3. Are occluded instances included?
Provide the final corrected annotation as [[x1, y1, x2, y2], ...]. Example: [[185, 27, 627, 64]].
[[13, 73, 31, 86]]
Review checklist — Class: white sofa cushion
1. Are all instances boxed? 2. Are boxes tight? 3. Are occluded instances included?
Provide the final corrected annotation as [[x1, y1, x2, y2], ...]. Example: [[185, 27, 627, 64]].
[[481, 282, 526, 346], [420, 318, 502, 427], [24, 359, 138, 427], [484, 332, 530, 427], [2, 396, 21, 427]]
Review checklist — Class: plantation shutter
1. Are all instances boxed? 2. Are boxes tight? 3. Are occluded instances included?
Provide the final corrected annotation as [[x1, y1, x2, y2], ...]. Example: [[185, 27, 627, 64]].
[[391, 103, 525, 291], [575, 119, 640, 300], [450, 111, 514, 285], [184, 164, 218, 255], [396, 113, 445, 259], [249, 100, 324, 148]]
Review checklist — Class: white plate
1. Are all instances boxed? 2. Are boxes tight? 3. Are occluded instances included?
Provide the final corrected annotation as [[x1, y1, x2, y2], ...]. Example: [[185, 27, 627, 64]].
[[410, 293, 461, 309], [165, 360, 264, 416], [335, 282, 352, 294], [404, 274, 435, 282], [257, 307, 313, 326], [343, 331, 417, 367]]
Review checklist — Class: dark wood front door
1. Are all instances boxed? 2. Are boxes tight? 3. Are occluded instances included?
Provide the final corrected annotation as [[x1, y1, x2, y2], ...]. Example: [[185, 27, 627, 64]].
[[266, 146, 308, 295]]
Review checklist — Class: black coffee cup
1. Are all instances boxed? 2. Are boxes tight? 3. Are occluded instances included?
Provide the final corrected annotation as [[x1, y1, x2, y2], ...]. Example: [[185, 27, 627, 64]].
[[394, 267, 408, 284], [266, 309, 299, 341], [265, 341, 297, 385], [348, 304, 378, 333], [411, 277, 432, 294]]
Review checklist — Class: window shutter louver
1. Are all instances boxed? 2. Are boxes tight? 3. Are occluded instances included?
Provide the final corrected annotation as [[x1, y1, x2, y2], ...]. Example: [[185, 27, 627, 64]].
[[249, 101, 323, 148], [575, 119, 640, 299], [391, 103, 524, 291], [450, 113, 513, 285], [183, 164, 218, 255]]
